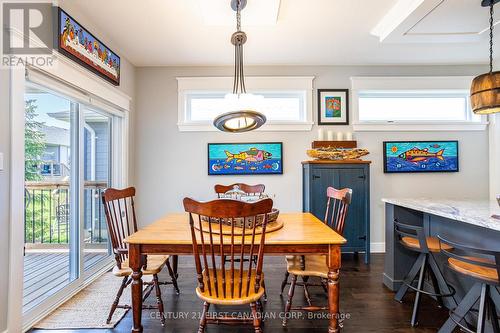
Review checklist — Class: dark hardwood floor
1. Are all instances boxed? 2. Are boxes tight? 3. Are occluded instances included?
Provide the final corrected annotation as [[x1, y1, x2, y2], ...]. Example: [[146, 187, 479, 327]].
[[31, 254, 453, 332]]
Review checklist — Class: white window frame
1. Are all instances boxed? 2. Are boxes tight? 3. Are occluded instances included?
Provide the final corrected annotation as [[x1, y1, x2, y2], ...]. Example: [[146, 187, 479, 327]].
[[351, 76, 488, 131], [177, 76, 314, 131]]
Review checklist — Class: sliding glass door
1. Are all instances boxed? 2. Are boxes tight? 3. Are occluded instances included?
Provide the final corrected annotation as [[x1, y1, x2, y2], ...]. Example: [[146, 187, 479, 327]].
[[82, 108, 112, 273], [23, 80, 123, 317], [23, 86, 78, 313]]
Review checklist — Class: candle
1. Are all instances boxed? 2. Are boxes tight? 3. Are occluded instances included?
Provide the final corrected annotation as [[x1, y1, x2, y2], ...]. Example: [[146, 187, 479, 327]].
[[336, 132, 343, 141], [345, 132, 353, 140], [327, 130, 334, 141], [318, 128, 324, 141]]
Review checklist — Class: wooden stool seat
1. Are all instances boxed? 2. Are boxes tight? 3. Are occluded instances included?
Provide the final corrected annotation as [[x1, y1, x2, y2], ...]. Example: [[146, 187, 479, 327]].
[[437, 236, 500, 333], [286, 255, 328, 279], [448, 257, 499, 283], [112, 255, 170, 277], [401, 236, 453, 253], [196, 269, 266, 305], [394, 222, 457, 327]]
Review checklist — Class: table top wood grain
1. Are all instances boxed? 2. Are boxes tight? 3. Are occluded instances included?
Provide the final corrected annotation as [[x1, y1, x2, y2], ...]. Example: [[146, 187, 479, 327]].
[[125, 212, 346, 246]]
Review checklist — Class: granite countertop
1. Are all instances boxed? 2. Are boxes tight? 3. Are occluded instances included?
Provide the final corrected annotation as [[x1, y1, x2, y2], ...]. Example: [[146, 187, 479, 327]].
[[382, 198, 500, 232]]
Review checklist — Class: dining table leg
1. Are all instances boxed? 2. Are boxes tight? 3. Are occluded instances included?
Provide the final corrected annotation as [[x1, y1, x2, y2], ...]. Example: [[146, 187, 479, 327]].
[[129, 244, 144, 333], [327, 245, 341, 333]]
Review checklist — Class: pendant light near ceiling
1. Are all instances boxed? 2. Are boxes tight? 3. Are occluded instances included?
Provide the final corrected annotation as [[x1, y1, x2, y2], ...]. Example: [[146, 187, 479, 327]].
[[213, 0, 266, 132], [471, 0, 500, 115]]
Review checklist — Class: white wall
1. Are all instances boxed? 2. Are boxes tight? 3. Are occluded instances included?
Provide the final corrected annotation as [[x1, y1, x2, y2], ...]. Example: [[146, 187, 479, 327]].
[[134, 65, 490, 249], [490, 114, 500, 200]]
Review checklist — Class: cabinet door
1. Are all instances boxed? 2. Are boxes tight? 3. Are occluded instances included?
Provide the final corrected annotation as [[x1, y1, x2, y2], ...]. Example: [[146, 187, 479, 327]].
[[310, 168, 340, 224], [338, 168, 366, 249]]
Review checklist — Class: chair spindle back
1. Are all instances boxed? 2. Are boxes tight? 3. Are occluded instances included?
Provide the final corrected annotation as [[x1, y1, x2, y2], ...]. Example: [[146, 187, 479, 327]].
[[183, 197, 273, 299], [102, 187, 139, 268], [324, 187, 352, 235], [214, 183, 265, 198]]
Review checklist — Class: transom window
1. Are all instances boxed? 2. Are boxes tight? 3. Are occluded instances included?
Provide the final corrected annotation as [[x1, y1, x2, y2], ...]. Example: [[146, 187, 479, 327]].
[[187, 91, 306, 122], [351, 76, 487, 131], [358, 90, 479, 122], [177, 77, 314, 131]]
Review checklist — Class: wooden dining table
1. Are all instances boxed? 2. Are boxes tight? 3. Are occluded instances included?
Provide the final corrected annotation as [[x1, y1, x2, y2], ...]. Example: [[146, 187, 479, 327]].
[[124, 212, 346, 332]]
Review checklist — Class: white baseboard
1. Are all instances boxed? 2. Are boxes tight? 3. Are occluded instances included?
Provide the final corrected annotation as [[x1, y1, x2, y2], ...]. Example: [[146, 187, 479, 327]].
[[370, 242, 386, 253]]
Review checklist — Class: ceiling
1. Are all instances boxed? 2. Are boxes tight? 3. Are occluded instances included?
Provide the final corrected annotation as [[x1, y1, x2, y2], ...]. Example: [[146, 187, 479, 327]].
[[60, 0, 499, 66]]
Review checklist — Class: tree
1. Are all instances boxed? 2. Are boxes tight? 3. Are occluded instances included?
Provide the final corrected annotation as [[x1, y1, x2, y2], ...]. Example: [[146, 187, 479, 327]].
[[25, 99, 46, 181]]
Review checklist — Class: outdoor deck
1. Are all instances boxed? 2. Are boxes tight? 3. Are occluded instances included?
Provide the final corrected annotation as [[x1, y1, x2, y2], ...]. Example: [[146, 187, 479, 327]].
[[23, 251, 108, 313]]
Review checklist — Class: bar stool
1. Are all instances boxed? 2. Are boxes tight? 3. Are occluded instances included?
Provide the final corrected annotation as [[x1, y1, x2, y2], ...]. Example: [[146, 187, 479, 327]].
[[393, 220, 456, 327], [437, 236, 500, 333]]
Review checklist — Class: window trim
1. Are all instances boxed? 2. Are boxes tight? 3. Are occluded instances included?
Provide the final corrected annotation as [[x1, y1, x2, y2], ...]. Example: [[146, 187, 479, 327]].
[[177, 76, 314, 131], [351, 76, 488, 132]]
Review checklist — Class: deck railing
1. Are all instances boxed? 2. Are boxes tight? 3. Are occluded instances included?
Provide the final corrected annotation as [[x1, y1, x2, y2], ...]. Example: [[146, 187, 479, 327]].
[[24, 181, 109, 245]]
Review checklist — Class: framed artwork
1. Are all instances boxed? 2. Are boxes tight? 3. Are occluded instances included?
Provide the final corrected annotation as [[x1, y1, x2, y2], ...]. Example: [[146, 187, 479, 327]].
[[383, 141, 459, 173], [317, 89, 349, 125], [208, 142, 283, 175], [57, 7, 121, 85]]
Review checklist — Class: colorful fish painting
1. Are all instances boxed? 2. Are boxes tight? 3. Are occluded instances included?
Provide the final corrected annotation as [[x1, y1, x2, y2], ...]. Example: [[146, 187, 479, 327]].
[[225, 148, 272, 163], [398, 147, 444, 163], [208, 143, 283, 175], [384, 141, 459, 173]]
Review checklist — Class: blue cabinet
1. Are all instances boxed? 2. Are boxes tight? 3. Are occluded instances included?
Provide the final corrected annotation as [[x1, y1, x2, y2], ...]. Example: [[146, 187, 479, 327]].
[[303, 161, 371, 263]]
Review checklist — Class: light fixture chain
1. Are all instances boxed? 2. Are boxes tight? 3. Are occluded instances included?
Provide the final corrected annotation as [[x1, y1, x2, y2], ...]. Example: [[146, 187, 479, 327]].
[[490, 1, 494, 73], [236, 0, 241, 32]]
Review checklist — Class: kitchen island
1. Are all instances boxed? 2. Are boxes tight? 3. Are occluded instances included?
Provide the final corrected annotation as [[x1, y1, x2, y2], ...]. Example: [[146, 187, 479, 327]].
[[383, 198, 500, 329]]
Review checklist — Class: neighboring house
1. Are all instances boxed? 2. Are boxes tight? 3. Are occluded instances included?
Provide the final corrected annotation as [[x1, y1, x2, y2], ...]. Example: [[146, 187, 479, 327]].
[[44, 111, 110, 239], [40, 125, 70, 180]]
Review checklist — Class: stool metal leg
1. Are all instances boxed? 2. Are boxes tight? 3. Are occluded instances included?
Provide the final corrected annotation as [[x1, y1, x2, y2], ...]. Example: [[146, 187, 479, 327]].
[[491, 287, 500, 310], [395, 253, 426, 302], [411, 253, 427, 327], [428, 268, 444, 308], [488, 292, 500, 333], [428, 254, 457, 309], [438, 283, 482, 333], [477, 284, 488, 333]]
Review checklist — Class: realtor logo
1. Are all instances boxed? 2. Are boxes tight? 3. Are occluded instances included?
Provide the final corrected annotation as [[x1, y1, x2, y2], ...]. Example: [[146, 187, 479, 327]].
[[2, 2, 54, 67]]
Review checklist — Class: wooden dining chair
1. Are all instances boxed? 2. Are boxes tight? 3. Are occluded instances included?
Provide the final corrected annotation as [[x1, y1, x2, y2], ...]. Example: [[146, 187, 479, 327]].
[[215, 183, 266, 271], [214, 183, 266, 198], [280, 187, 352, 327], [183, 197, 273, 333], [101, 187, 179, 325]]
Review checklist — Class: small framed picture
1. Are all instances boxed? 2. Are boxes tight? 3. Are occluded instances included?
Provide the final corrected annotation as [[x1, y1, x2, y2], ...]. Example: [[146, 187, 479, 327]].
[[317, 89, 349, 125]]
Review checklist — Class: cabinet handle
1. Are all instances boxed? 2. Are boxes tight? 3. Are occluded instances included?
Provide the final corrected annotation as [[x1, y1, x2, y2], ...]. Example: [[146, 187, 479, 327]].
[[358, 175, 366, 180], [312, 175, 321, 179], [358, 235, 367, 241]]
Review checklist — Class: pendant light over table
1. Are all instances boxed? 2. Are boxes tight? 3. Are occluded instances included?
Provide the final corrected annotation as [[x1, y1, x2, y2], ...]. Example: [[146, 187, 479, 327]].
[[213, 0, 266, 132]]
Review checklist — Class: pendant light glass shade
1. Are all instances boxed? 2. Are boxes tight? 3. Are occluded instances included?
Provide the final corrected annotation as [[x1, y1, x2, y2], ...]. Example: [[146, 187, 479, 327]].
[[471, 0, 500, 114]]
